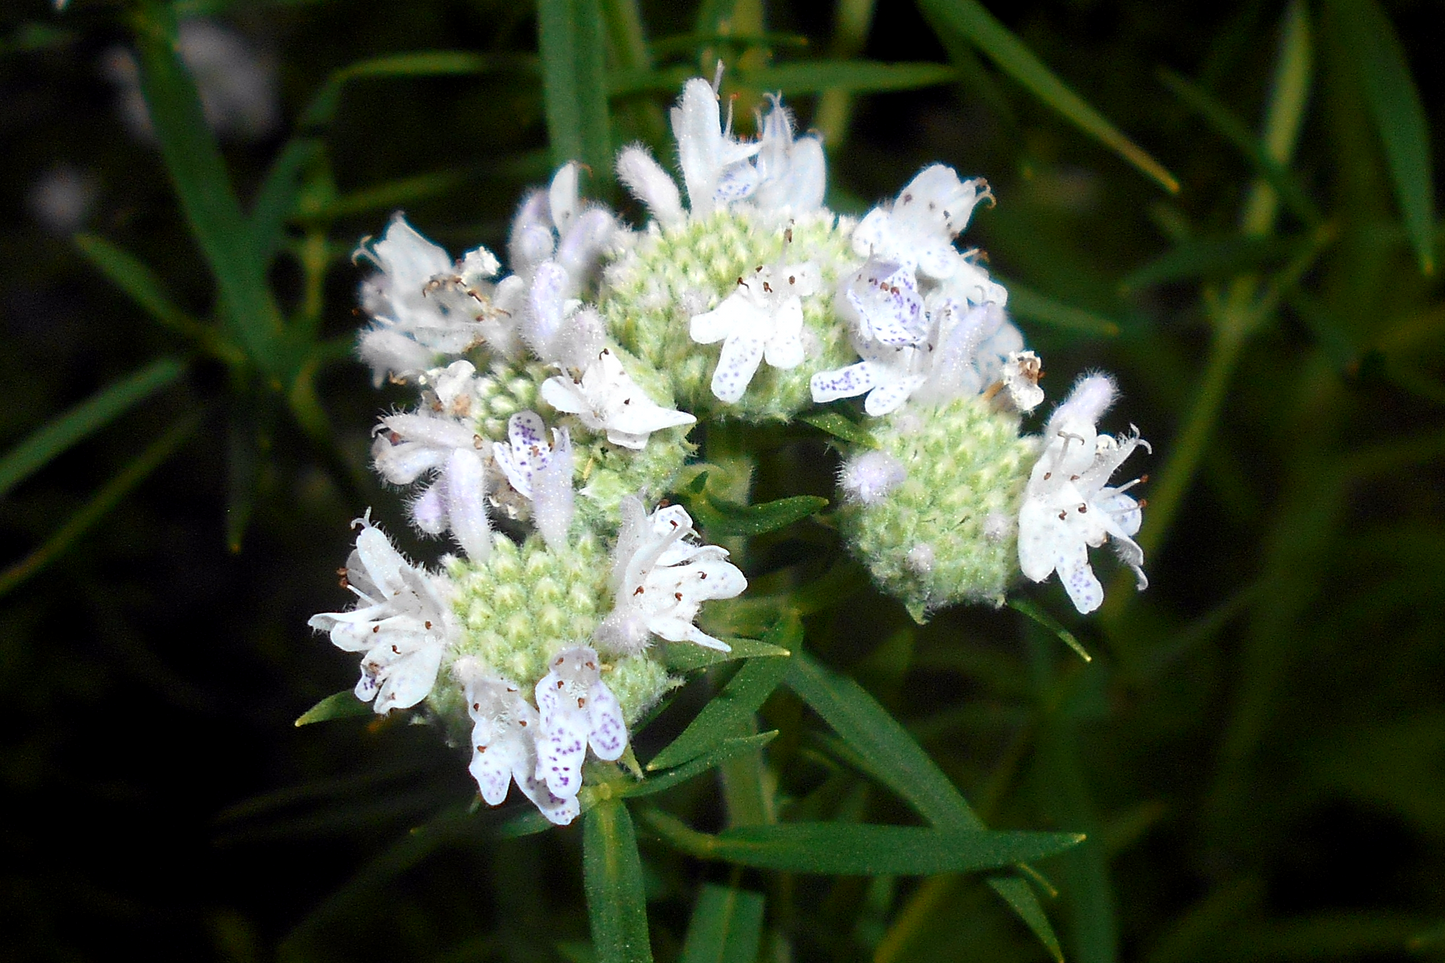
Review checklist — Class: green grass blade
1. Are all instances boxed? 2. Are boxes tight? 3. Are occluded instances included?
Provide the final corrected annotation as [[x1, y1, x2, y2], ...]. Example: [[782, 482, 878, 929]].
[[1156, 68, 1324, 228], [1327, 0, 1436, 273], [700, 493, 830, 537], [128, 2, 282, 374], [642, 811, 1083, 874], [990, 874, 1066, 963], [248, 137, 323, 268], [785, 652, 1064, 954], [679, 884, 765, 963], [538, 0, 614, 187], [626, 732, 778, 798], [661, 634, 793, 673], [735, 60, 957, 94], [584, 799, 654, 963], [301, 52, 537, 129], [915, 0, 1178, 193], [647, 618, 798, 771], [73, 234, 242, 366], [1001, 279, 1122, 337], [0, 357, 186, 500], [1120, 235, 1302, 292], [0, 414, 199, 598]]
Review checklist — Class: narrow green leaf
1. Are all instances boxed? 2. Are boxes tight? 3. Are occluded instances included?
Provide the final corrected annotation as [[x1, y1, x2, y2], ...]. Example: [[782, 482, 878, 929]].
[[701, 493, 829, 537], [989, 875, 1066, 963], [294, 690, 373, 726], [129, 2, 282, 374], [1009, 597, 1092, 663], [647, 618, 799, 771], [301, 52, 537, 129], [661, 635, 793, 673], [73, 234, 241, 365], [916, 0, 1178, 193], [1327, 0, 1436, 273], [785, 652, 1064, 955], [0, 357, 185, 500], [679, 884, 765, 963], [798, 410, 879, 448], [0, 415, 199, 598], [538, 0, 614, 185], [626, 732, 778, 798], [1001, 279, 1122, 337], [1157, 69, 1324, 229], [584, 799, 654, 963], [304, 169, 474, 222], [736, 60, 957, 94], [1120, 235, 1302, 292], [248, 137, 323, 267], [643, 811, 1082, 875]]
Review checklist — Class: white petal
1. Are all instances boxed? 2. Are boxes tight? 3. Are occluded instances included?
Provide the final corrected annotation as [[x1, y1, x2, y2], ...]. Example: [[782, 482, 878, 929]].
[[617, 146, 684, 226], [810, 361, 877, 403], [470, 731, 522, 805], [710, 334, 767, 403], [373, 641, 443, 713], [444, 448, 491, 561], [690, 294, 754, 345], [763, 298, 805, 369], [863, 377, 923, 416], [533, 429, 575, 552], [586, 682, 627, 761]]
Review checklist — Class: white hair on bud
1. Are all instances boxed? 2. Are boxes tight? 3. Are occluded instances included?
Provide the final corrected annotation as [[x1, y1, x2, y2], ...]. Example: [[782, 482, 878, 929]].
[[1048, 373, 1117, 437], [839, 451, 907, 505]]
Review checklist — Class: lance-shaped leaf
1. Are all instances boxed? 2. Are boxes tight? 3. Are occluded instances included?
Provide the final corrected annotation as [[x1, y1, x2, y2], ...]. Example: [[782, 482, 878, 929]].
[[916, 0, 1177, 193], [643, 810, 1083, 875], [625, 732, 778, 798], [294, 690, 376, 726], [584, 798, 654, 963], [539, 0, 613, 187], [680, 884, 765, 963]]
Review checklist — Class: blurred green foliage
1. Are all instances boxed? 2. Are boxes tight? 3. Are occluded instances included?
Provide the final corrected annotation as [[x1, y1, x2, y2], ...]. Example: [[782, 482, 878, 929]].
[[2, 0, 1442, 960]]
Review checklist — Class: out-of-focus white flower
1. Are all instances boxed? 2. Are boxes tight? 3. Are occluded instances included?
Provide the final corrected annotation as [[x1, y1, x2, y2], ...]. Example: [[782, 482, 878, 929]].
[[459, 662, 579, 825], [690, 261, 820, 403], [103, 19, 279, 142], [534, 647, 628, 800], [1017, 375, 1149, 614], [541, 348, 696, 449], [597, 498, 747, 654], [308, 516, 456, 713], [852, 165, 992, 279], [26, 164, 97, 235]]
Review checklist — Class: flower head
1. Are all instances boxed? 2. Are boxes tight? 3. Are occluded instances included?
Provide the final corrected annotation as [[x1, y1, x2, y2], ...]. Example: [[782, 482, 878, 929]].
[[1017, 375, 1149, 614], [596, 498, 747, 654], [308, 517, 455, 713]]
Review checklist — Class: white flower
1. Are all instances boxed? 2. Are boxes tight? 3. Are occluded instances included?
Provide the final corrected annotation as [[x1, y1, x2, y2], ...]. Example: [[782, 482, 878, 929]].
[[308, 517, 455, 713], [596, 498, 747, 654], [356, 215, 522, 383], [840, 259, 927, 347], [492, 411, 576, 551], [690, 261, 820, 403], [671, 77, 762, 215], [999, 351, 1044, 412], [459, 662, 578, 825], [541, 348, 696, 449], [534, 647, 628, 800], [852, 165, 992, 279], [1017, 375, 1149, 614], [750, 94, 826, 215], [809, 338, 930, 416], [370, 361, 492, 560], [507, 164, 619, 363]]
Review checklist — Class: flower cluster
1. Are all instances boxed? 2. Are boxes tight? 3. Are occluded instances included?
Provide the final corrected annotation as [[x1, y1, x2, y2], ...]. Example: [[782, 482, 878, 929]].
[[310, 76, 1152, 825]]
